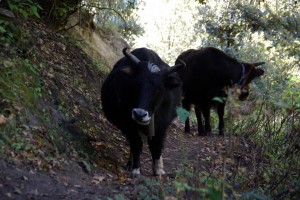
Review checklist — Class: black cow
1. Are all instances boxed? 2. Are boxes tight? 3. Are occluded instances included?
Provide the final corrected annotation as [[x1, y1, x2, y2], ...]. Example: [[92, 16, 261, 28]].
[[101, 48, 184, 176], [175, 47, 265, 136]]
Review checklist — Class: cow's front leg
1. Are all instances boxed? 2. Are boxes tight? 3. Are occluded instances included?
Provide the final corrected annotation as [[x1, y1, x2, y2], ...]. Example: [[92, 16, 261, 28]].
[[195, 106, 205, 135], [148, 133, 166, 176], [202, 106, 211, 135], [217, 103, 225, 136], [128, 134, 143, 176]]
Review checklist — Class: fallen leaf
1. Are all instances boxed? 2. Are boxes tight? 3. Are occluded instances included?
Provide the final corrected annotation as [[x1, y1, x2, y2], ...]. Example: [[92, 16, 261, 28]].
[[74, 184, 82, 188], [0, 115, 7, 125], [22, 176, 28, 181], [14, 187, 22, 194], [68, 189, 78, 193], [92, 175, 105, 184], [6, 193, 12, 198]]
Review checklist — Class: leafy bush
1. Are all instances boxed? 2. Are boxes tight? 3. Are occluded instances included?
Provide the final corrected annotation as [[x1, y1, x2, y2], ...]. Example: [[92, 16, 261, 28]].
[[0, 0, 41, 44], [0, 19, 15, 43], [7, 0, 42, 19], [79, 0, 143, 39]]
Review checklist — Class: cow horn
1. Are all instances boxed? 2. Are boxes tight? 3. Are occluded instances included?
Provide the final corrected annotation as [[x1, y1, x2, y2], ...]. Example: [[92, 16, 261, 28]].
[[123, 48, 141, 64], [253, 62, 265, 67], [167, 59, 186, 74]]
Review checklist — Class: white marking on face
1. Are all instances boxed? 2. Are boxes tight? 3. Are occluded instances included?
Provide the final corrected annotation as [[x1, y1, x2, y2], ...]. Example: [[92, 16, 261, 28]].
[[132, 108, 151, 125], [148, 62, 160, 73], [153, 156, 165, 176]]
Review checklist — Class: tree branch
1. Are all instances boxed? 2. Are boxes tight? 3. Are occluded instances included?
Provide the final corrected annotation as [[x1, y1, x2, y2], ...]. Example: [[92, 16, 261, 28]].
[[83, 4, 128, 30]]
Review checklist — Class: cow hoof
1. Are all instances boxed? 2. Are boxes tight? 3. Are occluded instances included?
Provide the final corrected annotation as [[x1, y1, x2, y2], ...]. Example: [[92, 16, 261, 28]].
[[132, 168, 141, 177], [153, 157, 165, 176], [154, 169, 166, 176]]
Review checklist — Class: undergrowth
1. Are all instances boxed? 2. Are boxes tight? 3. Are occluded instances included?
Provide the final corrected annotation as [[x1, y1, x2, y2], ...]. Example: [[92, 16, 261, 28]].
[[0, 53, 57, 168], [0, 19, 101, 172]]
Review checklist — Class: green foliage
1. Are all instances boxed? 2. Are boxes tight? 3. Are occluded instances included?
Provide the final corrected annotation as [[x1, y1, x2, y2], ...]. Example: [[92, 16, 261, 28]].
[[30, 0, 80, 27], [135, 178, 165, 199], [0, 19, 14, 43], [1, 55, 44, 161], [94, 62, 110, 76], [241, 190, 272, 200], [54, 2, 70, 19], [81, 0, 143, 38], [7, 0, 42, 19], [176, 106, 190, 123], [133, 163, 228, 199], [0, 51, 93, 171], [175, 165, 223, 199], [0, 57, 42, 108], [107, 194, 126, 200], [133, 0, 200, 63], [81, 159, 92, 173], [0, 17, 34, 46]]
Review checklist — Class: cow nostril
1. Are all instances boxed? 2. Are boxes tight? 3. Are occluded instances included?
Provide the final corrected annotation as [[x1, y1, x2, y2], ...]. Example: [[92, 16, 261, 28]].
[[132, 108, 151, 124], [132, 108, 148, 118]]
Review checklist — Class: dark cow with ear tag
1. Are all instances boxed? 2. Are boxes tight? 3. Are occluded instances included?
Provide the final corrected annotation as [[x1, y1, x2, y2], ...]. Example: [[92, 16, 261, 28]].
[[101, 47, 185, 176], [175, 47, 265, 136]]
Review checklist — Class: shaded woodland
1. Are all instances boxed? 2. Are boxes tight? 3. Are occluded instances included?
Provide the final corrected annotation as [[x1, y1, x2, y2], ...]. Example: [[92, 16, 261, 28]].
[[0, 0, 299, 199]]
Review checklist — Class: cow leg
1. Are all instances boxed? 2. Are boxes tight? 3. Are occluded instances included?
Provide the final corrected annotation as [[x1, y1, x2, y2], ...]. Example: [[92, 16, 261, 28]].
[[195, 106, 204, 135], [127, 133, 143, 176], [182, 99, 191, 133], [148, 133, 166, 176], [202, 106, 211, 135], [217, 103, 225, 136]]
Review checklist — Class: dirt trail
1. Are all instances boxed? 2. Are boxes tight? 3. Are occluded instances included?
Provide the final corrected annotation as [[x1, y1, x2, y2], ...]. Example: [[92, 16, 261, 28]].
[[0, 121, 230, 199]]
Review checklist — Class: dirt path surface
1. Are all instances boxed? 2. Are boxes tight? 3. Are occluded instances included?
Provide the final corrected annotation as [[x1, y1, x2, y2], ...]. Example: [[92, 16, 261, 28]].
[[0, 122, 231, 199]]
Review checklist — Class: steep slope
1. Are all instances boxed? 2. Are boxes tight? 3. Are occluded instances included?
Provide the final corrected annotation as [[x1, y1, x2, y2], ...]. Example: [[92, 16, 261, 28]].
[[67, 25, 128, 68], [0, 18, 132, 199]]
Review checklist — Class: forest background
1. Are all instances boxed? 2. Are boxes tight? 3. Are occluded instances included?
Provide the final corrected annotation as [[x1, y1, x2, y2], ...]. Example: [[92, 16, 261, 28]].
[[0, 0, 299, 199]]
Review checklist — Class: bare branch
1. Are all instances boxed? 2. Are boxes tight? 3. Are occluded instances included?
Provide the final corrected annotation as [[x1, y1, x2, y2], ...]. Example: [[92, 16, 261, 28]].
[[84, 4, 128, 30]]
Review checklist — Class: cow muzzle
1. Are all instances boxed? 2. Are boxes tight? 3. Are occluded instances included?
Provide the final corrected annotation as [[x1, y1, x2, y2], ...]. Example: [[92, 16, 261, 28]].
[[132, 108, 151, 125]]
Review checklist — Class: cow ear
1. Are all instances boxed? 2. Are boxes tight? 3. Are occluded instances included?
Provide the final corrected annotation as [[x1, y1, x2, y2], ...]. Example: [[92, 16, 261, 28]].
[[255, 68, 264, 77], [253, 62, 265, 67], [165, 74, 181, 88], [121, 66, 133, 75]]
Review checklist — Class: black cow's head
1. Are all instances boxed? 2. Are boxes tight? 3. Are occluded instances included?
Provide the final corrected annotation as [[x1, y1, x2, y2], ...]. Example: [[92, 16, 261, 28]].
[[239, 62, 265, 100], [122, 48, 185, 126]]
